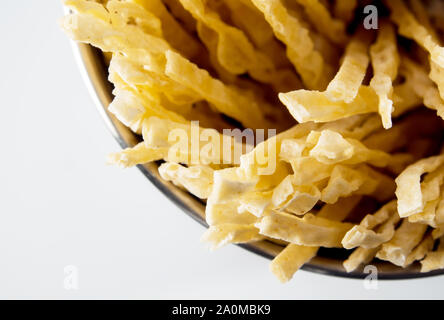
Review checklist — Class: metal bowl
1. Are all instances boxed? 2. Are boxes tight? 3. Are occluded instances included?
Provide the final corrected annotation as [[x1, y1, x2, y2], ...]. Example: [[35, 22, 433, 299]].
[[71, 42, 444, 280]]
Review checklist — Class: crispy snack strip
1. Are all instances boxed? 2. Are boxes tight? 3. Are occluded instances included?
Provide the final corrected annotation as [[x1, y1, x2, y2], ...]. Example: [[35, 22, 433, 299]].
[[376, 220, 428, 267], [421, 237, 444, 272], [256, 211, 355, 248], [326, 33, 371, 103], [343, 247, 380, 273], [250, 0, 331, 89], [386, 0, 444, 99], [333, 0, 358, 23], [270, 196, 361, 282], [201, 224, 263, 250], [294, 0, 348, 45], [395, 154, 444, 218], [342, 201, 400, 249], [369, 22, 399, 129]]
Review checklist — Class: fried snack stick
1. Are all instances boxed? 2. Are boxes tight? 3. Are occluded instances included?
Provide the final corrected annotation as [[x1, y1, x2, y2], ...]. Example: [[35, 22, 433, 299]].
[[250, 0, 331, 90], [430, 61, 444, 103], [62, 1, 272, 129], [204, 167, 262, 225], [280, 1, 341, 67], [158, 162, 214, 199], [125, 0, 204, 60], [304, 130, 394, 166], [256, 211, 355, 248], [343, 203, 404, 273], [223, 0, 302, 92], [396, 154, 444, 218], [239, 122, 319, 178], [386, 0, 444, 99], [376, 219, 428, 267], [178, 0, 301, 93], [270, 196, 361, 282], [433, 189, 444, 227], [369, 22, 399, 129], [342, 201, 399, 249], [109, 55, 200, 122], [279, 128, 396, 167], [397, 56, 444, 119], [178, 0, 263, 74], [324, 115, 382, 141], [421, 236, 444, 272], [320, 164, 395, 204], [107, 142, 167, 168], [279, 86, 378, 123], [162, 0, 197, 33], [387, 0, 444, 67], [343, 247, 380, 273], [326, 31, 372, 103], [224, 0, 292, 68], [343, 204, 403, 273], [164, 50, 272, 129], [195, 18, 302, 94], [238, 190, 274, 218], [108, 73, 187, 133], [241, 115, 383, 192], [107, 116, 244, 168], [224, 0, 275, 49], [201, 224, 264, 250], [110, 57, 238, 131], [240, 114, 382, 186], [192, 22, 282, 102], [333, 0, 357, 23], [404, 233, 435, 267], [294, 0, 348, 45], [408, 165, 444, 227], [408, 0, 440, 43], [106, 0, 163, 36], [271, 176, 321, 215], [206, 164, 290, 227]]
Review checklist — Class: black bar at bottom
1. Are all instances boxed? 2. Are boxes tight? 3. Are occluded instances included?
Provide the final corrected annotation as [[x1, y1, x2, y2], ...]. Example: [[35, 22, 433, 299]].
[[0, 300, 439, 318]]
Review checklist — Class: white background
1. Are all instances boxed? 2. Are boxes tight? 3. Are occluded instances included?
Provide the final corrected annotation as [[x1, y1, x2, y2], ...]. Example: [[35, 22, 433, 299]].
[[1, 1, 443, 299]]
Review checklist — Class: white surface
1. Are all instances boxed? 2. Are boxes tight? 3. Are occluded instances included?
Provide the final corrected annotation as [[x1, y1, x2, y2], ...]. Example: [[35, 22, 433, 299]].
[[1, 1, 443, 299]]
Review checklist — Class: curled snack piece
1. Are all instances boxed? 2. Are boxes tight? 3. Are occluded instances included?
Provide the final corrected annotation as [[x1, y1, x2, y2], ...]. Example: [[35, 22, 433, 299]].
[[271, 196, 362, 281], [279, 86, 378, 123], [404, 233, 435, 267], [295, 0, 348, 45], [270, 244, 318, 283], [201, 224, 263, 250], [320, 165, 382, 204], [386, 0, 444, 99], [251, 0, 330, 89], [158, 162, 214, 199], [343, 247, 380, 273], [107, 142, 166, 168], [333, 0, 358, 23], [421, 237, 444, 272], [395, 154, 444, 218], [256, 211, 354, 248], [342, 201, 399, 249], [326, 33, 371, 103], [271, 176, 320, 215], [369, 22, 399, 129], [164, 50, 271, 129], [376, 220, 428, 267]]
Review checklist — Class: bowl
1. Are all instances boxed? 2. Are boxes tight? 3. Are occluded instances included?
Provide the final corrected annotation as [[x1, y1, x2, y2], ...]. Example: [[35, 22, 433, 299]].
[[70, 41, 444, 280]]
